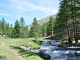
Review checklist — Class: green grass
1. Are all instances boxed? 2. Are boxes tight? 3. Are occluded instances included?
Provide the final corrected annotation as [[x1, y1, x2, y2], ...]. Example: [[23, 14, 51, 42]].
[[0, 35, 4, 39], [0, 38, 44, 60], [61, 40, 80, 46]]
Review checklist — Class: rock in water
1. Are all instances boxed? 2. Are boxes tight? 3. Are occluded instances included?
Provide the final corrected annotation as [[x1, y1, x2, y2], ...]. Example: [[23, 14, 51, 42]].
[[68, 51, 73, 54], [38, 51, 51, 59], [44, 53, 51, 59], [39, 49, 46, 53]]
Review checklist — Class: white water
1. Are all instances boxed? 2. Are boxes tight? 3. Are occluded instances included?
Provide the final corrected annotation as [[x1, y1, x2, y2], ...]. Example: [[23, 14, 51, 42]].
[[30, 40, 80, 60]]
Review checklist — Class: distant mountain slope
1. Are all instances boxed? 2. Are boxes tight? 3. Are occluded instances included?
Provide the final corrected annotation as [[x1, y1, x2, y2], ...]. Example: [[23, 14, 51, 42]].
[[28, 14, 57, 29]]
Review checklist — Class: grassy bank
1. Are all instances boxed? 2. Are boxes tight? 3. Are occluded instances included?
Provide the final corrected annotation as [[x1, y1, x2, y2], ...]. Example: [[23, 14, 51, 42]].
[[61, 40, 80, 46], [0, 38, 44, 60]]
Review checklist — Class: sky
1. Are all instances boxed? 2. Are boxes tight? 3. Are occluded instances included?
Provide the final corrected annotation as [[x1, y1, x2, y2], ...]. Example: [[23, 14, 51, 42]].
[[0, 0, 60, 26]]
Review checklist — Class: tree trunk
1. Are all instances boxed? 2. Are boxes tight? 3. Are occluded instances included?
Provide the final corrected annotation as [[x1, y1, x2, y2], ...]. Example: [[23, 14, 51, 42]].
[[68, 36, 72, 44]]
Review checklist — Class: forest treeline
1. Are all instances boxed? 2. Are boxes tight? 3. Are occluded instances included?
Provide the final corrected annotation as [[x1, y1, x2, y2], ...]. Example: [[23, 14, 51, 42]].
[[0, 0, 80, 44], [0, 16, 55, 39]]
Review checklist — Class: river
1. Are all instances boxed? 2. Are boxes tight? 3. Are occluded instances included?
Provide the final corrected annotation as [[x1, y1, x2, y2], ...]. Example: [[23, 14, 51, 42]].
[[30, 40, 80, 60]]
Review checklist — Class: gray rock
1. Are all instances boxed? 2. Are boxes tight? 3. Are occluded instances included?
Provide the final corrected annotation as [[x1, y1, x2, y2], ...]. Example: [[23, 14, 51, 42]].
[[39, 50, 51, 59], [43, 53, 51, 59], [68, 51, 73, 54], [74, 52, 80, 56], [39, 49, 46, 53]]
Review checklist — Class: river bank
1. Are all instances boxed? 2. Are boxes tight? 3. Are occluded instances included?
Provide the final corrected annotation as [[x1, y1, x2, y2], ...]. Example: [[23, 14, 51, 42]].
[[61, 40, 80, 46]]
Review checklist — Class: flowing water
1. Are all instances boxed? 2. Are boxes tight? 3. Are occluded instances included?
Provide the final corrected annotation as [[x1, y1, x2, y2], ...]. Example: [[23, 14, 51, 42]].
[[31, 40, 80, 60]]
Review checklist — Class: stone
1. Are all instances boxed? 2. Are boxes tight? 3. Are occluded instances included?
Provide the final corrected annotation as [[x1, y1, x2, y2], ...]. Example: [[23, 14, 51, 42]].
[[20, 43, 26, 49], [43, 53, 51, 59], [39, 49, 46, 53], [38, 52, 51, 59], [28, 42, 32, 45], [39, 50, 51, 59], [74, 52, 80, 56], [20, 45, 24, 48], [26, 47, 31, 50], [74, 52, 78, 54], [2, 35, 6, 38], [68, 51, 73, 54]]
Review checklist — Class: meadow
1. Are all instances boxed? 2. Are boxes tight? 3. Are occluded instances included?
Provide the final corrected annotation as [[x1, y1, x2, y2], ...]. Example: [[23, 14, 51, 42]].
[[0, 38, 44, 60]]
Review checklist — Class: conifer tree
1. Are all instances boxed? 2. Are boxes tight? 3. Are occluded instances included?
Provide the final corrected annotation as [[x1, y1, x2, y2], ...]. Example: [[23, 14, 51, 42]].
[[5, 23, 10, 37], [29, 17, 40, 41], [12, 20, 20, 38], [24, 26, 29, 38], [10, 24, 13, 38], [1, 18, 6, 35], [47, 16, 54, 36], [29, 26, 34, 38], [41, 23, 47, 37], [53, 0, 71, 41], [20, 17, 25, 38]]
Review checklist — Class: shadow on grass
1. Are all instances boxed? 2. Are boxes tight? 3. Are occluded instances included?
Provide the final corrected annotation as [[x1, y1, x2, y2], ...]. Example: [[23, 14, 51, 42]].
[[32, 40, 43, 45], [0, 55, 6, 60], [10, 46, 37, 57], [10, 46, 45, 59], [45, 36, 58, 40]]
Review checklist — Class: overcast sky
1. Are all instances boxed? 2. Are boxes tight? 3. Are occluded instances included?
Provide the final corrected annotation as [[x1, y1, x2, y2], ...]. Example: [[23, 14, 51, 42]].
[[0, 0, 60, 26]]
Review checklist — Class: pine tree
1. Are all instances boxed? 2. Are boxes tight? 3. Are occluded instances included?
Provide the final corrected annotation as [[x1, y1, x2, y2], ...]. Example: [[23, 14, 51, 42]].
[[41, 23, 47, 37], [12, 29, 16, 38], [5, 23, 10, 37], [69, 0, 80, 43], [47, 16, 54, 36], [20, 17, 25, 38], [1, 18, 6, 35], [10, 24, 13, 38], [29, 26, 34, 38], [53, 0, 71, 41], [12, 20, 20, 38], [53, 0, 80, 44], [24, 26, 29, 38], [29, 17, 40, 41]]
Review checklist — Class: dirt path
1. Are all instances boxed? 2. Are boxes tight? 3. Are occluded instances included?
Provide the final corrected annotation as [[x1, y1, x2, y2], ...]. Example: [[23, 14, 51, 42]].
[[2, 42, 26, 60]]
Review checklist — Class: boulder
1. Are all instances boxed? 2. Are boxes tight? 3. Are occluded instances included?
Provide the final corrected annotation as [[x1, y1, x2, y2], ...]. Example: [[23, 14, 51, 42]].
[[43, 53, 51, 59], [20, 43, 31, 50], [2, 35, 6, 38], [24, 45, 31, 51], [39, 49, 46, 53], [26, 47, 31, 50], [68, 51, 73, 54], [58, 44, 66, 48], [20, 45, 24, 49], [74, 52, 80, 56], [20, 44, 26, 49], [74, 52, 78, 54], [37, 52, 51, 59], [39, 50, 51, 59]]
